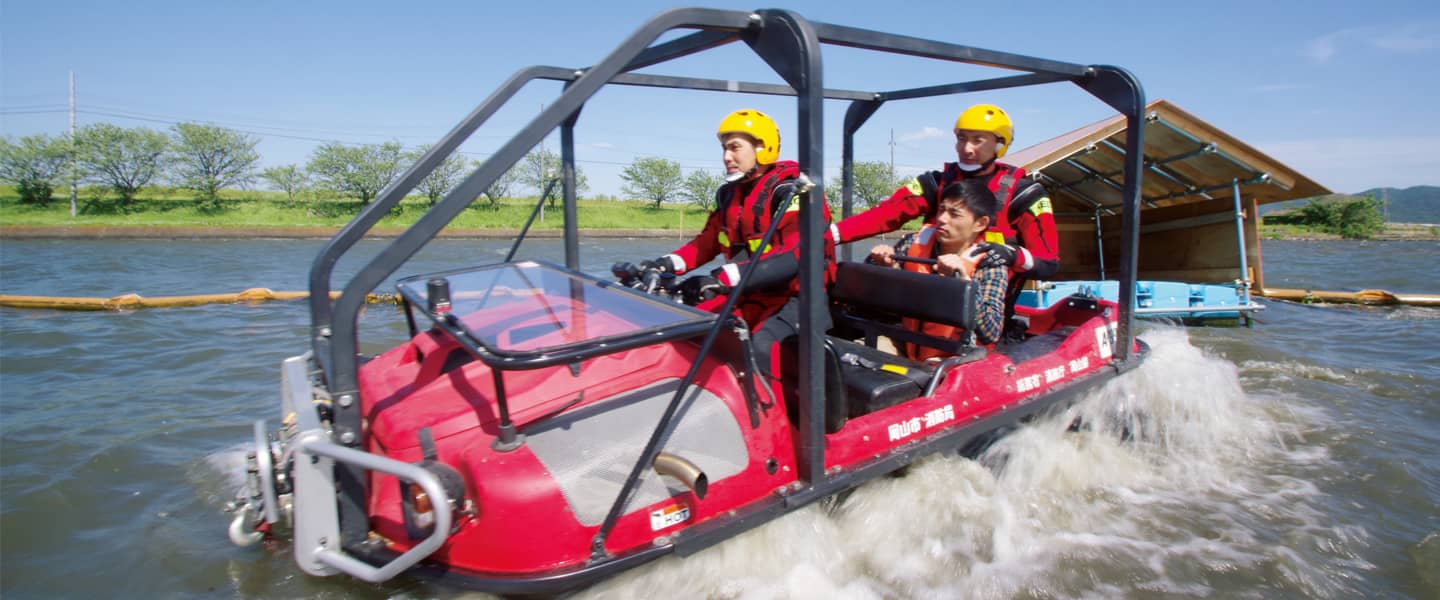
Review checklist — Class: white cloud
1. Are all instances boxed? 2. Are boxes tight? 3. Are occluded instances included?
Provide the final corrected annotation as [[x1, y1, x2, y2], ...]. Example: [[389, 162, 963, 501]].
[[1301, 30, 1346, 63], [1301, 22, 1440, 63], [1257, 135, 1440, 193], [897, 126, 945, 143], [1371, 23, 1440, 51]]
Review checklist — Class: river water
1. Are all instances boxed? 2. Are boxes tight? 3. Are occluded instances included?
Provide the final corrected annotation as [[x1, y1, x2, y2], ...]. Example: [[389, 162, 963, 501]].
[[1, 238, 1437, 599]]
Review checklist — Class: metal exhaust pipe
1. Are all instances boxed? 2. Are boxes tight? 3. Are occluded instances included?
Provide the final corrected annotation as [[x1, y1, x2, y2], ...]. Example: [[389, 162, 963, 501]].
[[653, 452, 708, 499]]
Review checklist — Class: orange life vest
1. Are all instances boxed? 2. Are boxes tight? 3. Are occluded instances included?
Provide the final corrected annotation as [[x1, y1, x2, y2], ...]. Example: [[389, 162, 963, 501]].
[[898, 226, 986, 362]]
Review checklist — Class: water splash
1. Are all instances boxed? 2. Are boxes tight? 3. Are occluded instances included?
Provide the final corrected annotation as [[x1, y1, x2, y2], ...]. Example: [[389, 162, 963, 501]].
[[579, 327, 1366, 599]]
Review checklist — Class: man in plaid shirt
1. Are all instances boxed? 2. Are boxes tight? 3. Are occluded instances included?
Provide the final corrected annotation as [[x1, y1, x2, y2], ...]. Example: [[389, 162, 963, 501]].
[[867, 179, 1008, 360]]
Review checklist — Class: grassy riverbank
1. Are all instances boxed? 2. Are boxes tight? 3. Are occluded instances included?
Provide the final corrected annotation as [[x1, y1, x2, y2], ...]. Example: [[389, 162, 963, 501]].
[[5, 187, 1436, 240], [1260, 222, 1439, 241], [0, 186, 710, 232]]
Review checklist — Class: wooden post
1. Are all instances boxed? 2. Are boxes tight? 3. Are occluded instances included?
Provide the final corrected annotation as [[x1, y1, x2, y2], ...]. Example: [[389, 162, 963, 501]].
[[1246, 195, 1264, 291]]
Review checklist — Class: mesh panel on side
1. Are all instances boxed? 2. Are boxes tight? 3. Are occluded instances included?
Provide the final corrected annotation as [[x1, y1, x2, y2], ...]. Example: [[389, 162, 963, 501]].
[[524, 378, 749, 526]]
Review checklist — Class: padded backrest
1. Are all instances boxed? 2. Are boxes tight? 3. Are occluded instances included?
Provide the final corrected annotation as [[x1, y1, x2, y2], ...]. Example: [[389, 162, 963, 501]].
[[831, 262, 977, 329]]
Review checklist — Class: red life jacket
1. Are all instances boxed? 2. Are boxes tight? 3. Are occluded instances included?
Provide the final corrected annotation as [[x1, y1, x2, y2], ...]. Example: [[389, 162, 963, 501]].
[[703, 160, 835, 331], [714, 161, 802, 260], [898, 226, 987, 362]]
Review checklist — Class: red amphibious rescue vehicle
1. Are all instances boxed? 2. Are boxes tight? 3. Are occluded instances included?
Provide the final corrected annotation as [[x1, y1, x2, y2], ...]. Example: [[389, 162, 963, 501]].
[[227, 8, 1151, 595]]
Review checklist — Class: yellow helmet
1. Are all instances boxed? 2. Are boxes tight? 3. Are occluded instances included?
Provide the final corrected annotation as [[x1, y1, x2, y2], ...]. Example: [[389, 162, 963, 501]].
[[717, 109, 780, 165], [954, 104, 1014, 158]]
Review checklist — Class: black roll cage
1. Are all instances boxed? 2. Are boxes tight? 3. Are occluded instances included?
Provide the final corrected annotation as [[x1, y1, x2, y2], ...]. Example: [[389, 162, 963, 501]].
[[304, 6, 1146, 563]]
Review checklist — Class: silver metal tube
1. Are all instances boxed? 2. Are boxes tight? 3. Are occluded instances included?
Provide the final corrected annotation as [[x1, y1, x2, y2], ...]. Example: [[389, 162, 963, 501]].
[[1232, 178, 1252, 308], [653, 452, 709, 499], [1094, 208, 1106, 280], [1134, 304, 1263, 315], [298, 438, 452, 583]]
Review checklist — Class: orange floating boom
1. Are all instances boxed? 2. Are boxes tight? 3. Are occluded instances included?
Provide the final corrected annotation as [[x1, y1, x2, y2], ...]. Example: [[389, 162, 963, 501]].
[[0, 289, 401, 311], [1258, 287, 1440, 307]]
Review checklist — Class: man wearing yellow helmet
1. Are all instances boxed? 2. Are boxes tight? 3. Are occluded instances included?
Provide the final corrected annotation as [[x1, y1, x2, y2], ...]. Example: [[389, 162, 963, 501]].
[[833, 103, 1058, 340], [634, 109, 835, 378]]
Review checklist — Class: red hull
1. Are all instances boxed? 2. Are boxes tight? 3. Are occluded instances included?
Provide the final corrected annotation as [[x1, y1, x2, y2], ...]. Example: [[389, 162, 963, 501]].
[[354, 294, 1129, 579]]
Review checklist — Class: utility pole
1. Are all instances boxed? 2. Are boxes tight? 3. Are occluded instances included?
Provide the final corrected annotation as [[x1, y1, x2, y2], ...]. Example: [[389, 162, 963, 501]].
[[539, 102, 545, 222], [889, 128, 895, 181], [69, 71, 77, 218]]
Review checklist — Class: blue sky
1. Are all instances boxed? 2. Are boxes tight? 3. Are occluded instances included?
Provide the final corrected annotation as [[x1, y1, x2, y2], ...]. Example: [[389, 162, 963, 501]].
[[3, 1, 1437, 196]]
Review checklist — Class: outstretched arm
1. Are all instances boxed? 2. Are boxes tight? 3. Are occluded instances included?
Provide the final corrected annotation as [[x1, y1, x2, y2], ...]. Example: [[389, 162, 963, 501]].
[[663, 209, 727, 274], [1008, 181, 1059, 279], [833, 172, 939, 244]]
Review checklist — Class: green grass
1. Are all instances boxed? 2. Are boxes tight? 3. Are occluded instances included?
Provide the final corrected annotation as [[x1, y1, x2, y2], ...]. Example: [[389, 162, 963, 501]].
[[0, 185, 712, 230], [1259, 222, 1437, 240]]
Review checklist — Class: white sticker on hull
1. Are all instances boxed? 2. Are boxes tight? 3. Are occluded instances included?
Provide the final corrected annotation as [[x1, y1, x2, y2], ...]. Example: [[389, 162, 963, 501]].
[[887, 404, 956, 442], [650, 504, 690, 531], [1016, 374, 1041, 393], [1095, 322, 1117, 360]]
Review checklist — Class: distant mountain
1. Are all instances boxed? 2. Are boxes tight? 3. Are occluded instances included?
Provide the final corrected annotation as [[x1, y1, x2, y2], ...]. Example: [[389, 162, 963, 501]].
[[1259, 185, 1440, 223]]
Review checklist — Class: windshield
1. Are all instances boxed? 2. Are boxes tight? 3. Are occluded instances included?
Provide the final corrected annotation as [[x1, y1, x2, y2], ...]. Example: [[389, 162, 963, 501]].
[[397, 260, 715, 358]]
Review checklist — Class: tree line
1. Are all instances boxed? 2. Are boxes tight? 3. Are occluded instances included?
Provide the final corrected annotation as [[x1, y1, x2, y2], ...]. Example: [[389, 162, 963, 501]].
[[2, 123, 907, 215], [1264, 195, 1387, 239]]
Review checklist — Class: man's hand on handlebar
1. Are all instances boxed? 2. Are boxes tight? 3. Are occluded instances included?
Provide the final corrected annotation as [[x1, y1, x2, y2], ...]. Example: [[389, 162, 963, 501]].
[[613, 259, 687, 300], [678, 274, 729, 305], [867, 244, 898, 267]]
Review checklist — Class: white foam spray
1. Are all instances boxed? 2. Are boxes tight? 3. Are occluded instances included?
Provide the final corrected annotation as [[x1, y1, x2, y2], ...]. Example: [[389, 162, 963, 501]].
[[579, 327, 1365, 599]]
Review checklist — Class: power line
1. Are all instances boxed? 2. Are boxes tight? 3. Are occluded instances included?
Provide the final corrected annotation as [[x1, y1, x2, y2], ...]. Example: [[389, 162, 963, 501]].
[[0, 108, 69, 115]]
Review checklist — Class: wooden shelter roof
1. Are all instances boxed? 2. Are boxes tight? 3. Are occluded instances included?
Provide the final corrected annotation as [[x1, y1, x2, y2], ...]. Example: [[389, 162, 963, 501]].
[[1004, 99, 1329, 214]]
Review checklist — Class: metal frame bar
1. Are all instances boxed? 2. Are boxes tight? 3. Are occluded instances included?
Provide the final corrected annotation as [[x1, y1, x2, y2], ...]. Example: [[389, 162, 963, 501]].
[[533, 66, 878, 101], [1146, 173, 1270, 204], [811, 22, 1092, 76], [839, 99, 883, 261], [879, 72, 1071, 101], [1033, 171, 1113, 214], [1151, 142, 1216, 166], [1231, 178, 1252, 308], [1064, 157, 1125, 192], [1094, 208, 1107, 280], [1072, 66, 1146, 365], [561, 102, 581, 268], [1083, 139, 1161, 209], [755, 10, 831, 487], [1148, 116, 1270, 185], [318, 6, 758, 545], [1134, 304, 1263, 316], [301, 5, 1149, 571], [1093, 137, 1216, 202]]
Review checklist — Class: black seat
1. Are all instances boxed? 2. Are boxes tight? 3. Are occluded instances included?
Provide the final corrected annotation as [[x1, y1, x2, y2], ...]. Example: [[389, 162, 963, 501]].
[[829, 261, 978, 356], [778, 262, 987, 430], [825, 337, 933, 416]]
